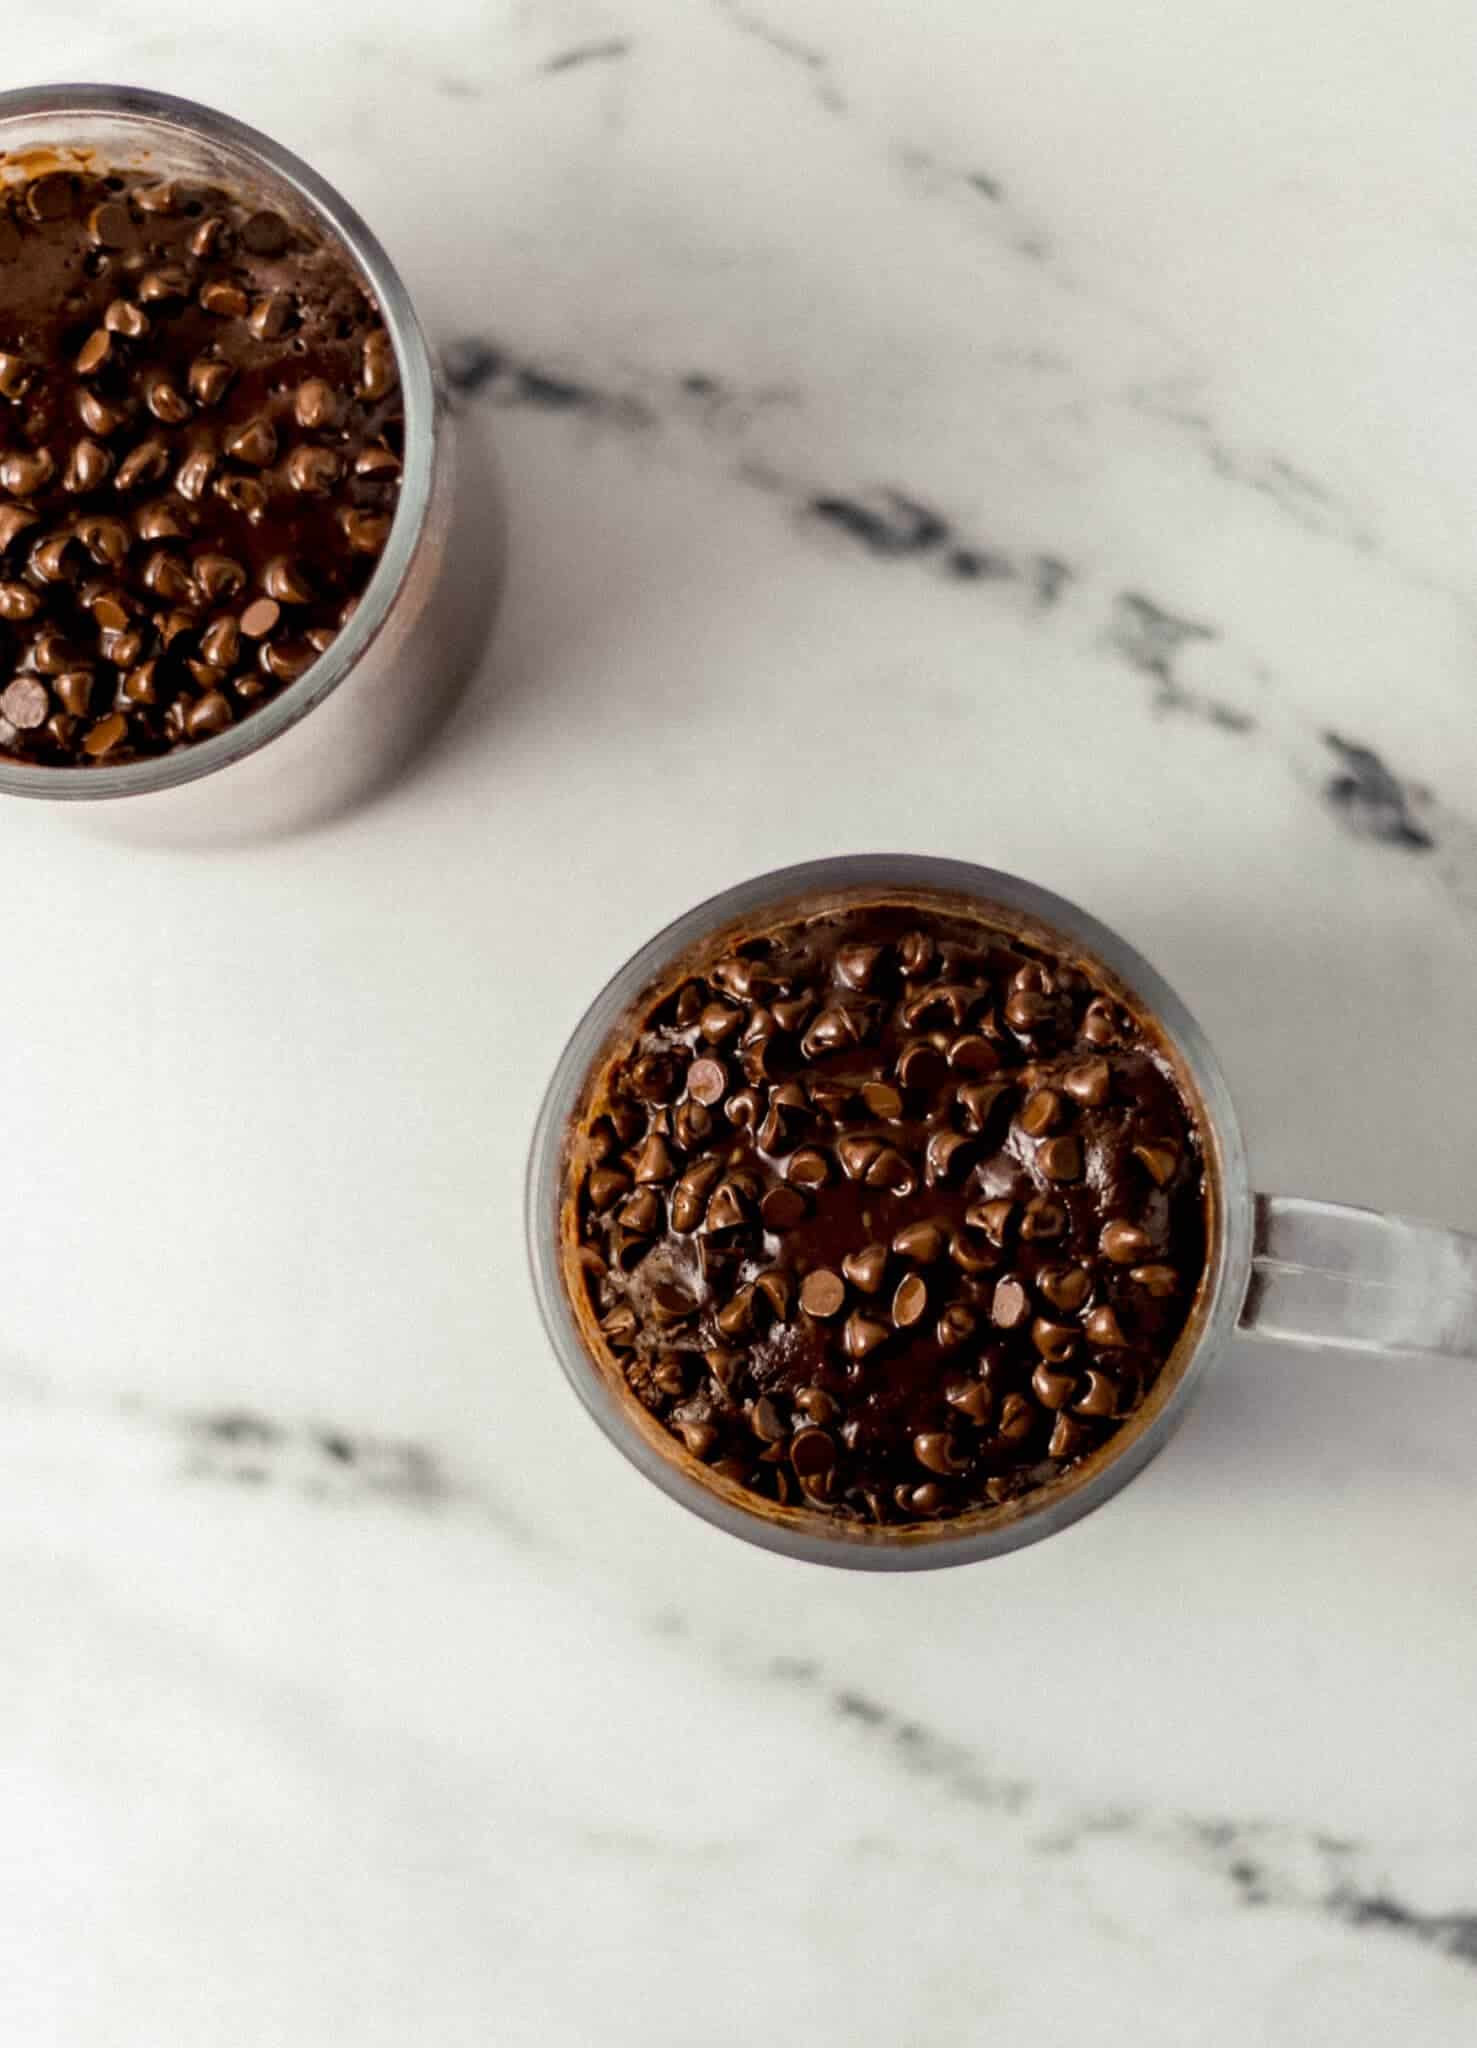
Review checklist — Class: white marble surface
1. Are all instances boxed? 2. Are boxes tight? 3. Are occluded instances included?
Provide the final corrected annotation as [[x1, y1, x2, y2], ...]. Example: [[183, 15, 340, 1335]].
[[4, 2, 1477, 2041]]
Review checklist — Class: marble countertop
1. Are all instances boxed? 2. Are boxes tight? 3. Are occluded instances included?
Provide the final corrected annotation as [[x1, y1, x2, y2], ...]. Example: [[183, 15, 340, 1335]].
[[4, 2, 1476, 2041]]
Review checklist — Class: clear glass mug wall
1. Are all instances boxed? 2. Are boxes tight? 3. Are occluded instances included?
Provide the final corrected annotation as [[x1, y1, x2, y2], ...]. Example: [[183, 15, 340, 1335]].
[[527, 855, 1477, 1571], [0, 85, 501, 841]]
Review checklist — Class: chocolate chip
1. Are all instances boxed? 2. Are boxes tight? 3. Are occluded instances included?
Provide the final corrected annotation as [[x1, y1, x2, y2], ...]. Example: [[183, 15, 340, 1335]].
[[843, 1313, 890, 1362], [1019, 1087, 1064, 1137], [188, 356, 234, 408], [0, 677, 49, 729], [891, 1220, 944, 1265], [913, 1431, 967, 1476], [1021, 1194, 1068, 1240], [76, 389, 124, 437], [360, 329, 397, 400], [836, 941, 884, 989], [790, 1426, 837, 1493], [194, 552, 246, 602], [924, 1129, 972, 1184], [1129, 1264, 1180, 1297], [968, 1197, 1016, 1245], [991, 1277, 1030, 1331], [649, 1283, 697, 1325], [760, 1185, 806, 1232], [1084, 1306, 1129, 1349], [1032, 1138, 1073, 1187], [24, 174, 73, 222], [115, 438, 170, 492], [103, 297, 148, 338], [864, 1145, 916, 1194], [53, 670, 96, 717], [341, 509, 391, 555], [948, 1228, 997, 1277], [1074, 1371, 1118, 1418], [0, 447, 56, 496], [860, 1079, 904, 1120], [198, 279, 248, 319], [892, 1272, 928, 1328], [263, 556, 313, 605], [75, 330, 113, 376], [0, 504, 38, 553], [676, 1418, 718, 1461], [800, 1269, 846, 1319], [294, 377, 340, 431], [1101, 1220, 1152, 1265], [935, 1303, 977, 1351], [29, 533, 76, 584], [81, 710, 128, 757], [1031, 1362, 1077, 1410], [239, 597, 281, 639], [0, 352, 33, 400], [842, 1243, 890, 1293], [0, 582, 40, 622], [685, 1057, 728, 1106], [198, 616, 240, 670], [214, 473, 268, 520], [225, 417, 278, 468], [1082, 999, 1122, 1046], [957, 1079, 1012, 1135], [949, 1034, 1000, 1075], [997, 1393, 1034, 1444], [286, 444, 342, 495], [1038, 1263, 1092, 1313], [1064, 1058, 1112, 1107], [248, 292, 295, 341], [670, 1158, 722, 1232], [1047, 1414, 1092, 1460], [1134, 1141, 1180, 1187], [896, 1038, 949, 1091], [64, 438, 112, 493], [238, 210, 288, 257], [87, 201, 136, 250], [137, 264, 192, 304], [946, 1377, 993, 1426]]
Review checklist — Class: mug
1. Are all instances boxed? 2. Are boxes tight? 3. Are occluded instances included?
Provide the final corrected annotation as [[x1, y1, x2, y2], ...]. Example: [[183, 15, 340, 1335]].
[[0, 82, 501, 842], [526, 854, 1477, 1569]]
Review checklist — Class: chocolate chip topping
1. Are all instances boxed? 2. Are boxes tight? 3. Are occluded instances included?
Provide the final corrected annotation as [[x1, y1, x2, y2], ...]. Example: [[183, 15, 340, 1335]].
[[566, 897, 1209, 1529], [0, 164, 403, 765]]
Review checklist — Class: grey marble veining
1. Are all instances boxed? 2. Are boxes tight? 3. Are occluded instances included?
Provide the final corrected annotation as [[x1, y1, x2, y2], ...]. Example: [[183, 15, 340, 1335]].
[[3, 2, 1477, 2042]]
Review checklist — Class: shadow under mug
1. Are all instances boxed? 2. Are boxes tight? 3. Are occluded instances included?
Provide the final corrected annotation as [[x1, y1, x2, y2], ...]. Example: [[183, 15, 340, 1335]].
[[527, 854, 1477, 1570], [0, 83, 502, 843]]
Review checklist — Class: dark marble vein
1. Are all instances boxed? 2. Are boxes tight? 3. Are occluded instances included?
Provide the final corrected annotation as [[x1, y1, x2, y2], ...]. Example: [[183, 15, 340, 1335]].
[[1323, 733, 1436, 851], [1108, 592, 1256, 731], [179, 1407, 450, 1505], [746, 1641, 1477, 1974], [1130, 394, 1375, 553], [712, 0, 846, 113], [542, 38, 632, 76], [441, 338, 655, 428]]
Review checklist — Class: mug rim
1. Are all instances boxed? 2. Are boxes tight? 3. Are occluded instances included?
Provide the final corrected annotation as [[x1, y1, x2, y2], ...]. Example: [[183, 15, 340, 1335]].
[[0, 81, 438, 800], [526, 854, 1254, 1570]]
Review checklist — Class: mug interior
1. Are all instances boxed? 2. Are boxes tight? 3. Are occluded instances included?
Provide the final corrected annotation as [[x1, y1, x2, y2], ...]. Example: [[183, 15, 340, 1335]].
[[528, 855, 1252, 1570]]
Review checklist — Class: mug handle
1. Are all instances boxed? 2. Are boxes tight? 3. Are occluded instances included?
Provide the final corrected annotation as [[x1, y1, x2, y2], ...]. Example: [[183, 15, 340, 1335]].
[[1242, 1196, 1477, 1360]]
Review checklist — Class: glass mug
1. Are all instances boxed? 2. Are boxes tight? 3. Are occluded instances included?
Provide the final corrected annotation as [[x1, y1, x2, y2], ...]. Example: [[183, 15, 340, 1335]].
[[526, 854, 1477, 1570], [0, 83, 502, 841]]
